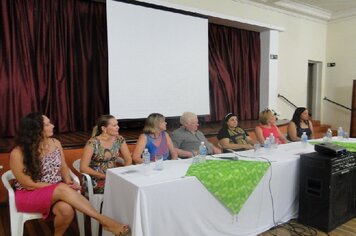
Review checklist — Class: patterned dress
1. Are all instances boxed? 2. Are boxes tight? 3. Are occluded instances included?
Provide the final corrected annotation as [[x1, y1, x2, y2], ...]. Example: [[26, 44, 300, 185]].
[[14, 147, 63, 219], [83, 136, 125, 194], [14, 148, 63, 190]]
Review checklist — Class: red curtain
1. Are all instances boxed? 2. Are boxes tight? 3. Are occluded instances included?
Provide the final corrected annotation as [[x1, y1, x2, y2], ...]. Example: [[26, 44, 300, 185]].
[[208, 23, 260, 121], [0, 0, 108, 137]]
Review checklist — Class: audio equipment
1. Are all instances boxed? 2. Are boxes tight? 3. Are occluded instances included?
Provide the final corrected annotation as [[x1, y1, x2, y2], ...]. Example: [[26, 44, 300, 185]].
[[314, 143, 347, 156], [299, 152, 356, 232]]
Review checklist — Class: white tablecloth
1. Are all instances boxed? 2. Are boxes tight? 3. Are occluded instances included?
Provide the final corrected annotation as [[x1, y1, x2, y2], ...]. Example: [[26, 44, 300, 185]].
[[102, 141, 316, 236]]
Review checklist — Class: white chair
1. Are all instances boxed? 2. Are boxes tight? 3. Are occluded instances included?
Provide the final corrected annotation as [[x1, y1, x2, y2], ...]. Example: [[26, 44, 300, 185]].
[[2, 170, 85, 236], [69, 170, 86, 236], [73, 159, 104, 236]]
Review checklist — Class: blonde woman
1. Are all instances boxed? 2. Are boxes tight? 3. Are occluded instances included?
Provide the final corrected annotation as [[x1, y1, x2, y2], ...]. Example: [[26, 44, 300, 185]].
[[80, 115, 132, 194], [255, 109, 288, 145], [132, 113, 177, 164]]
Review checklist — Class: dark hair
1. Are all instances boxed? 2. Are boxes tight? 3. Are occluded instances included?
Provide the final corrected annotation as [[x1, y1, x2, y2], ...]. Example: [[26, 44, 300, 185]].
[[92, 114, 116, 137], [222, 113, 238, 129], [291, 107, 308, 128], [14, 112, 44, 181]]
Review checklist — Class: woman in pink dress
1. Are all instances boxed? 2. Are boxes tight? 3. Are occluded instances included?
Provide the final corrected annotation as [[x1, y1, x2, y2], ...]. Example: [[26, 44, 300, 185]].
[[10, 112, 130, 236], [255, 109, 288, 146]]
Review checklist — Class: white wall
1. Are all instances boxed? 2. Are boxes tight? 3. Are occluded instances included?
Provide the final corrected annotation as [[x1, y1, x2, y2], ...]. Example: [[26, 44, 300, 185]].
[[260, 30, 279, 111], [139, 0, 333, 125], [324, 16, 356, 132]]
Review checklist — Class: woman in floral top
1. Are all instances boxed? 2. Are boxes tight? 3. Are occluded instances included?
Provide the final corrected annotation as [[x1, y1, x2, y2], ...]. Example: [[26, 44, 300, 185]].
[[11, 112, 130, 235], [80, 115, 132, 194]]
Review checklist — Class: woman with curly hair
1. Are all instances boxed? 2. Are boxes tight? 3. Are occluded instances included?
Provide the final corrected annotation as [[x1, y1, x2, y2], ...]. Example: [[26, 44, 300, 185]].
[[10, 112, 130, 236]]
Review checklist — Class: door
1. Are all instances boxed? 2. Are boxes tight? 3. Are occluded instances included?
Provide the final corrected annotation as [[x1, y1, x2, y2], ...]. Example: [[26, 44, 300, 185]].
[[307, 61, 322, 120]]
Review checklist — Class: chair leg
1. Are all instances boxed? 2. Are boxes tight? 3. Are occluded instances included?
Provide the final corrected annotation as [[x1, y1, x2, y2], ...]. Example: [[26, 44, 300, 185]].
[[91, 218, 100, 236], [90, 199, 103, 236], [12, 222, 24, 236], [76, 210, 85, 236], [10, 211, 24, 236], [90, 200, 103, 236]]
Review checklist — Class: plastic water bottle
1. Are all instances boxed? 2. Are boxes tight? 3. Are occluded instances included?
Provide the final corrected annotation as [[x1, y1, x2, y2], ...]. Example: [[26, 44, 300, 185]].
[[301, 132, 308, 148], [254, 142, 261, 153], [264, 137, 270, 150], [269, 133, 276, 149], [337, 127, 344, 140], [142, 148, 150, 175], [199, 141, 207, 163], [326, 128, 333, 142]]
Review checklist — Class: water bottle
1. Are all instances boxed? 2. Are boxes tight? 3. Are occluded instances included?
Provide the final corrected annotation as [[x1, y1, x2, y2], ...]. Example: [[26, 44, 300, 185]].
[[326, 128, 332, 142], [337, 127, 344, 140], [199, 141, 207, 163], [269, 133, 276, 149], [301, 132, 308, 148], [264, 137, 270, 150], [254, 142, 261, 153], [142, 148, 150, 175]]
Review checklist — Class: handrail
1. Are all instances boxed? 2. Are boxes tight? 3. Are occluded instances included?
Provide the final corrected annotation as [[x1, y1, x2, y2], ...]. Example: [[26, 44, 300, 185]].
[[277, 94, 297, 108], [323, 97, 351, 111]]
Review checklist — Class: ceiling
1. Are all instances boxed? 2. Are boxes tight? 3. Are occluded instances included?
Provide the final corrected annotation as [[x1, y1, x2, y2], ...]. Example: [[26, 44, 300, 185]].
[[247, 0, 356, 21]]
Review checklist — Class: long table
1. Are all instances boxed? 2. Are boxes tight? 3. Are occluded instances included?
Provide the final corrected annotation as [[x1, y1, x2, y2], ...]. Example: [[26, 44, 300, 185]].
[[102, 141, 316, 236]]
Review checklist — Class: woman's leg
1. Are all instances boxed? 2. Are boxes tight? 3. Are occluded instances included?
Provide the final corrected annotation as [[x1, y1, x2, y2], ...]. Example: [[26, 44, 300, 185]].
[[52, 183, 129, 235], [52, 201, 75, 236]]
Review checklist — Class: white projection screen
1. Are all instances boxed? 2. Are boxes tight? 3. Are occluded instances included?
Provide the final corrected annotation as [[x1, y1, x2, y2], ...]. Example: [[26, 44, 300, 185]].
[[107, 0, 209, 119]]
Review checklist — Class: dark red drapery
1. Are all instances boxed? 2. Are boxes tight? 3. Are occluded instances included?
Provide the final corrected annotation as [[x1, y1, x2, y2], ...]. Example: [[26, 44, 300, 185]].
[[0, 0, 108, 137], [208, 23, 260, 122], [0, 2, 261, 137]]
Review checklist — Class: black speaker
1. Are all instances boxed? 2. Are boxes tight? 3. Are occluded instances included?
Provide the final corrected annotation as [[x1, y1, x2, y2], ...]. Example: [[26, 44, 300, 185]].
[[299, 152, 356, 232]]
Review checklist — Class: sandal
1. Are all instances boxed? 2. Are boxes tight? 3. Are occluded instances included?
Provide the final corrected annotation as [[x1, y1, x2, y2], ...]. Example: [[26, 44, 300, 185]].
[[116, 225, 130, 236], [104, 223, 130, 236]]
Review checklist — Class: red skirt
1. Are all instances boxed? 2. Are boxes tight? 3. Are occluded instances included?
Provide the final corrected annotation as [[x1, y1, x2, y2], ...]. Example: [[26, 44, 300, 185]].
[[15, 183, 59, 220]]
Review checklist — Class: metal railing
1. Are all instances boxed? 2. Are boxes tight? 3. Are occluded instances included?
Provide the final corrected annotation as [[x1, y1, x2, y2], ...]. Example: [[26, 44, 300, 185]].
[[277, 94, 297, 109], [323, 97, 351, 111]]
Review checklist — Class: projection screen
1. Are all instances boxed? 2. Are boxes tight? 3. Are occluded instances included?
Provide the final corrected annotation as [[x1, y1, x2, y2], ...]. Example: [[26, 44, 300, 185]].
[[107, 0, 209, 119]]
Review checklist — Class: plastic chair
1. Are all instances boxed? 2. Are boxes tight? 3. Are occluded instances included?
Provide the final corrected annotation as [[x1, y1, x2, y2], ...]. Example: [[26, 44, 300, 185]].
[[1, 170, 85, 236], [69, 170, 86, 236], [73, 159, 104, 236]]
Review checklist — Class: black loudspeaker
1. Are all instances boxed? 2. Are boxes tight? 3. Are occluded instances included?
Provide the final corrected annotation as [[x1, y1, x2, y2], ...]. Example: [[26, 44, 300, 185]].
[[299, 152, 356, 232]]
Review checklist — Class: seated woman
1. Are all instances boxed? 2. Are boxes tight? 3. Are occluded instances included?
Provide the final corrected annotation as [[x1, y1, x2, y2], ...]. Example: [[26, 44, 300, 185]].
[[287, 107, 314, 141], [133, 113, 178, 163], [10, 112, 129, 235], [80, 114, 132, 194], [255, 109, 288, 145], [217, 113, 255, 152]]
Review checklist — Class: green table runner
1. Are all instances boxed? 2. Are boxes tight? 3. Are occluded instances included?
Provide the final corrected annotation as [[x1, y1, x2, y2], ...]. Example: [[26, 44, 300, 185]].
[[185, 160, 270, 214], [309, 141, 356, 152]]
